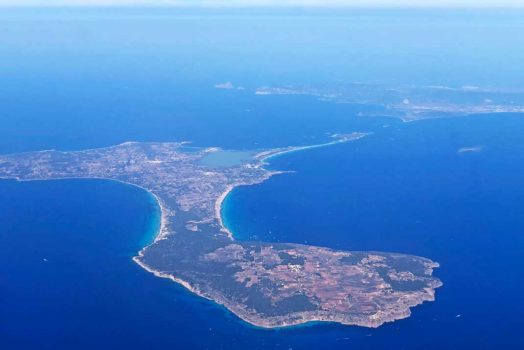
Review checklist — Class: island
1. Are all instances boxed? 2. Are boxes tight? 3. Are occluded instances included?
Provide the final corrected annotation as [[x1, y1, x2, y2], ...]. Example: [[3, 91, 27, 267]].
[[0, 133, 442, 328]]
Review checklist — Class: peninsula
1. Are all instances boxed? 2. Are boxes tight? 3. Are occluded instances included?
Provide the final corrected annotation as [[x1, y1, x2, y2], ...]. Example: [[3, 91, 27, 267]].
[[0, 133, 442, 328]]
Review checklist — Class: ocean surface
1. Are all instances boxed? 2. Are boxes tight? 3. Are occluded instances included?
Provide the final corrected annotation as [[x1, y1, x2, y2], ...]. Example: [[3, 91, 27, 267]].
[[1, 8, 524, 349]]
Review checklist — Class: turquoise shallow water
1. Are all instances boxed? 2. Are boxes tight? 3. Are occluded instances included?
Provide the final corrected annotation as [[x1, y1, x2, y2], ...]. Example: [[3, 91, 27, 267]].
[[1, 8, 524, 349], [138, 192, 162, 247]]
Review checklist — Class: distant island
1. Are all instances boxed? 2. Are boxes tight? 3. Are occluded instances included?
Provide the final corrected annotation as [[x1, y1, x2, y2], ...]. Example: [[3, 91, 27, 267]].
[[0, 133, 442, 328]]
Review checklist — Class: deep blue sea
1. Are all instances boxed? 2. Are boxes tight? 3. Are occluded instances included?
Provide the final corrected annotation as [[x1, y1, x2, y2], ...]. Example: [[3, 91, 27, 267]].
[[1, 8, 524, 349]]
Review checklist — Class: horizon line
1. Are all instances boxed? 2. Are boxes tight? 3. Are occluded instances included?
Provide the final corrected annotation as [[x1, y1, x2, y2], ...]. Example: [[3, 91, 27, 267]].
[[1, 3, 524, 9]]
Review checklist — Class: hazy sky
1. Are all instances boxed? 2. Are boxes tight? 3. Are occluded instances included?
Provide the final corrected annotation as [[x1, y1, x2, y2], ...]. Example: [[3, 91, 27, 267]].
[[1, 0, 523, 7]]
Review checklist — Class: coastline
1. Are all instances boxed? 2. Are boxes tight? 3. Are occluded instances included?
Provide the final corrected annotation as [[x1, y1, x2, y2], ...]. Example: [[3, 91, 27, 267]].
[[214, 171, 282, 241], [139, 192, 165, 247], [215, 184, 236, 239], [257, 132, 370, 165]]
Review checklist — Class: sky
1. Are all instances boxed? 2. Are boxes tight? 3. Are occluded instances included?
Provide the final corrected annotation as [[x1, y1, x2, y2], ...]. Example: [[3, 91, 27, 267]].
[[1, 0, 523, 7]]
